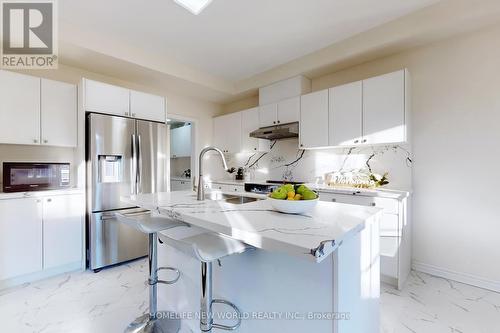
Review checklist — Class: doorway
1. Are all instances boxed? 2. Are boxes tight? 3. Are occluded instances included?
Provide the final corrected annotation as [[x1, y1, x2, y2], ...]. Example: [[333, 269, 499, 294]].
[[168, 116, 194, 191]]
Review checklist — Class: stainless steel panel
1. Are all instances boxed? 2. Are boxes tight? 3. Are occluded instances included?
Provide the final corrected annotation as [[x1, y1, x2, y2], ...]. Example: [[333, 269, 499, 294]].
[[89, 208, 148, 270], [136, 120, 168, 194], [88, 113, 136, 212]]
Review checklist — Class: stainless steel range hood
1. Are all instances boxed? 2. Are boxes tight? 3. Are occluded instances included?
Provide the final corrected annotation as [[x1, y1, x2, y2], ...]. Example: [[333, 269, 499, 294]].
[[250, 122, 299, 140]]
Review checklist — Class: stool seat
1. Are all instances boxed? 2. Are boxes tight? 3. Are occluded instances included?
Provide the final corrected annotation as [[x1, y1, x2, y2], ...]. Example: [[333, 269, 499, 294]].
[[116, 209, 187, 234], [159, 226, 251, 262]]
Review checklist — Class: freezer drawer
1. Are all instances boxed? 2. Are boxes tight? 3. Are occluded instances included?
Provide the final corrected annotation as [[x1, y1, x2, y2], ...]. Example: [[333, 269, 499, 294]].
[[89, 208, 148, 270]]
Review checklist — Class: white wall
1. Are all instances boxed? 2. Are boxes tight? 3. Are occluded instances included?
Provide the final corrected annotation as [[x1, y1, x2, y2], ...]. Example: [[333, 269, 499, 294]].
[[221, 23, 500, 288]]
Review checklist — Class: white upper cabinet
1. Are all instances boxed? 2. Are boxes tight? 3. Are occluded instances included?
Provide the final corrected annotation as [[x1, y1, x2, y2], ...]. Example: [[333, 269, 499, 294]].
[[329, 81, 363, 147], [258, 103, 278, 127], [259, 97, 300, 128], [170, 125, 191, 158], [300, 89, 329, 149], [213, 112, 242, 154], [41, 79, 77, 147], [241, 107, 269, 153], [0, 198, 43, 280], [0, 70, 41, 145], [130, 90, 166, 123], [43, 194, 84, 270], [277, 96, 300, 125], [84, 79, 130, 116], [362, 70, 406, 145]]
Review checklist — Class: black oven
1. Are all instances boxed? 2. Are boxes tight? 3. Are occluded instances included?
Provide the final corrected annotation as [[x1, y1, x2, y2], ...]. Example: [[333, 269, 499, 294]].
[[2, 162, 70, 192]]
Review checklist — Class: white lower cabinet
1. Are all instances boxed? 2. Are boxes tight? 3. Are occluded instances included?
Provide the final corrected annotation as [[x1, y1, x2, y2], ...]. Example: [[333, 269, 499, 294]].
[[319, 191, 410, 290], [0, 198, 43, 281], [42, 194, 84, 269], [208, 182, 244, 193], [0, 193, 84, 287], [170, 179, 192, 191]]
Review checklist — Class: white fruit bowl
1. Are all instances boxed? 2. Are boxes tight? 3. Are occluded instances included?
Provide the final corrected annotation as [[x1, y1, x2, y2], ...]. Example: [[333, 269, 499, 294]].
[[267, 196, 319, 215]]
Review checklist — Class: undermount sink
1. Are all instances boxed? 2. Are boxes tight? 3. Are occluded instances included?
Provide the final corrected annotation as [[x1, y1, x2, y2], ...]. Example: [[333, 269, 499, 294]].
[[193, 192, 262, 205], [224, 196, 261, 205]]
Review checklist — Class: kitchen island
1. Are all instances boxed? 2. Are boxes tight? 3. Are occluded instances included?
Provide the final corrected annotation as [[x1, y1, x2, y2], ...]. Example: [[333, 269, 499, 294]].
[[122, 191, 382, 333]]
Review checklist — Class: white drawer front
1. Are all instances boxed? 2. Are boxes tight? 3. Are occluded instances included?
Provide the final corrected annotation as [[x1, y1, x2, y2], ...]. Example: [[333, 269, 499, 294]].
[[210, 183, 244, 193], [380, 236, 399, 278], [380, 214, 400, 237], [319, 192, 375, 207]]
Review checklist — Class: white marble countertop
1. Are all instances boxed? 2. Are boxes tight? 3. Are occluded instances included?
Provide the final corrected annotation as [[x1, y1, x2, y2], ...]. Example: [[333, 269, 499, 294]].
[[121, 191, 381, 263], [0, 188, 85, 200], [208, 179, 409, 200]]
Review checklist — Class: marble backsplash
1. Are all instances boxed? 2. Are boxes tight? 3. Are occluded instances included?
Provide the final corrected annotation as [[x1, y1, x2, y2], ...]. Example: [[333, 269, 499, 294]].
[[205, 138, 412, 191]]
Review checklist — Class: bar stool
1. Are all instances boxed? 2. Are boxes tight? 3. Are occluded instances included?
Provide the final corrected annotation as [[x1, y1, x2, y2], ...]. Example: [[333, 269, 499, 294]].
[[116, 209, 187, 333], [158, 225, 253, 332]]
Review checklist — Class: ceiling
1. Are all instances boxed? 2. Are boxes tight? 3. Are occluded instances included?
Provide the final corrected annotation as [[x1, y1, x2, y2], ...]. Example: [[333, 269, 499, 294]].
[[57, 0, 500, 103], [59, 1, 438, 80]]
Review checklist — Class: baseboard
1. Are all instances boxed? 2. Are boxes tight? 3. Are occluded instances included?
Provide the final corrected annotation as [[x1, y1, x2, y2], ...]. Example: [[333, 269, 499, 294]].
[[0, 262, 83, 291], [412, 260, 500, 293]]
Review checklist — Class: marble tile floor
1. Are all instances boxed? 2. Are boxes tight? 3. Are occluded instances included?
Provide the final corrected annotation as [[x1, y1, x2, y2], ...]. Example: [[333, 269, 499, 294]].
[[0, 258, 499, 333]]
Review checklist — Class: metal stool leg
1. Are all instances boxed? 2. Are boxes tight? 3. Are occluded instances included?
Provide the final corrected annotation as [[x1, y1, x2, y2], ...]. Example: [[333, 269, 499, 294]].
[[125, 233, 181, 333], [200, 261, 213, 332], [200, 262, 242, 332]]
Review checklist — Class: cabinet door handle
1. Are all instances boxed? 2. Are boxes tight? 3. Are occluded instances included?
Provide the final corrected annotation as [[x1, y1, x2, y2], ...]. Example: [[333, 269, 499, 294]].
[[254, 148, 257, 151], [132, 113, 136, 117], [300, 144, 304, 147], [277, 120, 280, 124], [362, 139, 367, 143], [47, 198, 52, 202], [370, 202, 376, 206], [125, 112, 129, 116], [331, 198, 337, 202], [354, 140, 359, 144], [273, 121, 276, 124], [33, 139, 38, 143], [43, 139, 48, 144]]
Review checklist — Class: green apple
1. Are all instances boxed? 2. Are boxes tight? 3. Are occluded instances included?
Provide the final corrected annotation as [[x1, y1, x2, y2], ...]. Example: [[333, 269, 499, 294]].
[[302, 190, 318, 200], [271, 188, 287, 200], [296, 185, 307, 195]]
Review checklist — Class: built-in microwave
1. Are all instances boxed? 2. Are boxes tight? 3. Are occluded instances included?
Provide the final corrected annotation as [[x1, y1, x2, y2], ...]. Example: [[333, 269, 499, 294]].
[[2, 162, 70, 193]]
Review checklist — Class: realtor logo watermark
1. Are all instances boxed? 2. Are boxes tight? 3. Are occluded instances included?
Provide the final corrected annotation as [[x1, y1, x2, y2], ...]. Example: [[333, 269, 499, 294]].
[[1, 0, 58, 69]]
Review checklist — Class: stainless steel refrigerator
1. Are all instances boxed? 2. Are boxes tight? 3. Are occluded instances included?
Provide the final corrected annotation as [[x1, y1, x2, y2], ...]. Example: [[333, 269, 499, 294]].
[[86, 113, 168, 271]]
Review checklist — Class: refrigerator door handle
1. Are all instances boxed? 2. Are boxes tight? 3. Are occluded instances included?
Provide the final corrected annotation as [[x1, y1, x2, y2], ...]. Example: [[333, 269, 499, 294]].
[[137, 134, 143, 193], [131, 134, 138, 195], [100, 213, 117, 221]]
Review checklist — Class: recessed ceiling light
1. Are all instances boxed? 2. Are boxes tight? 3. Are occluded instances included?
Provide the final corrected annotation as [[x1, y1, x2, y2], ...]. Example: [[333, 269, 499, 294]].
[[174, 0, 213, 15]]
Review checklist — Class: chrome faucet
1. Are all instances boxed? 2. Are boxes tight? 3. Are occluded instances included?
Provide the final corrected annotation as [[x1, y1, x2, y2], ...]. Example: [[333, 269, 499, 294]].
[[197, 147, 231, 200]]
